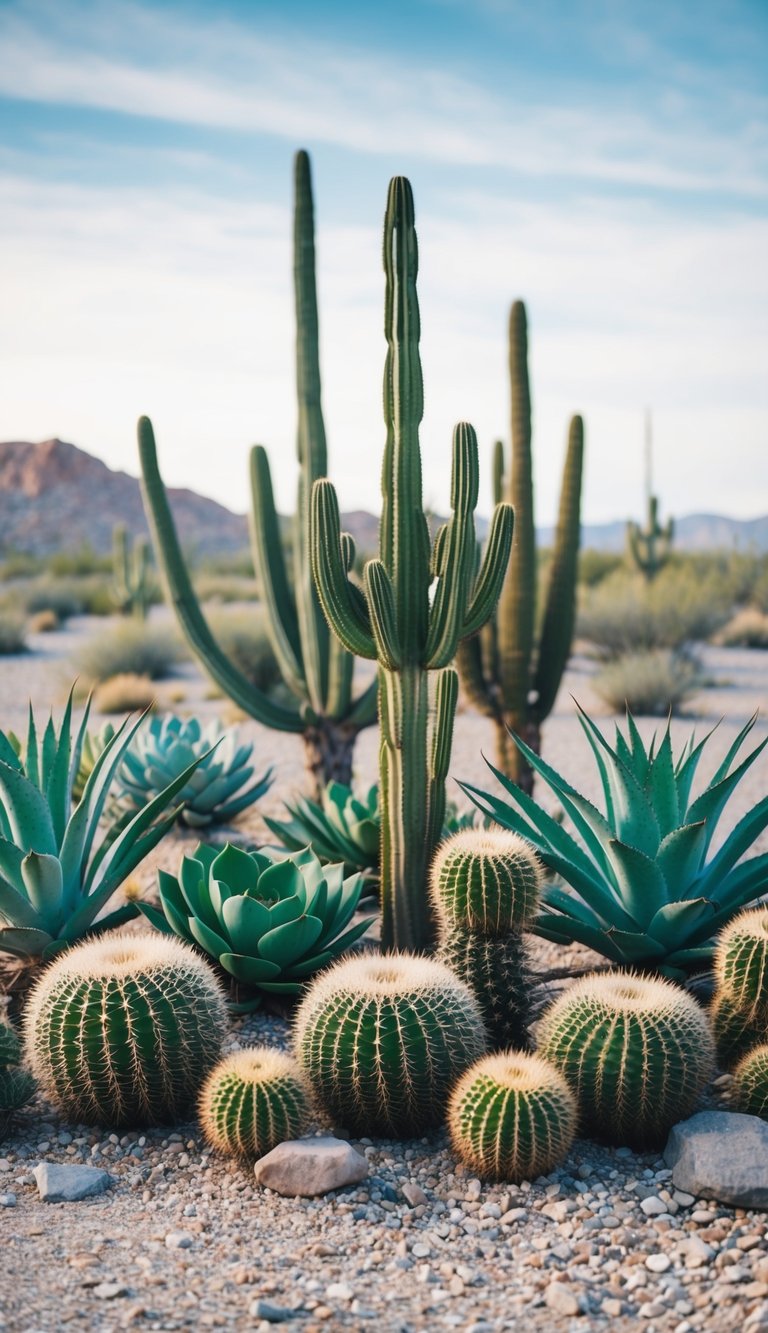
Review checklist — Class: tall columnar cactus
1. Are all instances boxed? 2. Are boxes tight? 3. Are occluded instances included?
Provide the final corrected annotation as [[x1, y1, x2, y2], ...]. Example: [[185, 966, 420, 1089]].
[[294, 953, 487, 1137], [310, 178, 513, 951], [711, 908, 768, 1066], [448, 1052, 576, 1182], [732, 1045, 768, 1120], [538, 972, 714, 1148], [457, 301, 584, 793], [111, 523, 152, 620], [200, 1048, 310, 1159], [627, 495, 674, 581], [25, 933, 227, 1126], [138, 151, 376, 795], [431, 829, 541, 1049]]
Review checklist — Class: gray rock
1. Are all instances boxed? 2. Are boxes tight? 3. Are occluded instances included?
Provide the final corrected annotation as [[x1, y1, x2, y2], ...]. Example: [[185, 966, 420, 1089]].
[[249, 1300, 300, 1323], [0, 1192, 17, 1207], [33, 1162, 112, 1203], [253, 1136, 368, 1198], [664, 1111, 768, 1208], [165, 1231, 194, 1249]]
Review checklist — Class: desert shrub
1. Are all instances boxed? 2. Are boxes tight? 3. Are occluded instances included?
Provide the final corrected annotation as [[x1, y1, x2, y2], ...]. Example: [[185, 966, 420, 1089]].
[[0, 613, 27, 655], [577, 565, 732, 658], [578, 549, 624, 587], [75, 621, 185, 682], [76, 576, 120, 617], [93, 674, 158, 714], [592, 649, 703, 715], [47, 544, 111, 577], [22, 578, 85, 620], [715, 609, 768, 649], [28, 609, 59, 633], [195, 574, 260, 604], [206, 607, 282, 695]]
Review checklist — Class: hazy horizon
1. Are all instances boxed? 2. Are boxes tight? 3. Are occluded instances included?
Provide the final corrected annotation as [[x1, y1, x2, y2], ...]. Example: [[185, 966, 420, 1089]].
[[1, 0, 766, 526]]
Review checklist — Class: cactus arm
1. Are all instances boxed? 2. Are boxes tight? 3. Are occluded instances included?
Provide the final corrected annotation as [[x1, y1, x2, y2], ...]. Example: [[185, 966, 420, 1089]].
[[310, 480, 377, 660], [364, 560, 402, 670], [426, 667, 459, 851], [293, 149, 332, 715], [533, 413, 584, 723], [497, 300, 536, 723], [248, 445, 305, 698], [381, 176, 430, 660], [455, 636, 497, 719], [138, 415, 304, 732], [462, 502, 514, 641], [492, 438, 505, 507], [426, 424, 482, 669]]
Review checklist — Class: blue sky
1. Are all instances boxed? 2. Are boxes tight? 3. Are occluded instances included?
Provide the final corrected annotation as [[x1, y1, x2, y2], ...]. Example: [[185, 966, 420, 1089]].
[[1, 0, 766, 522]]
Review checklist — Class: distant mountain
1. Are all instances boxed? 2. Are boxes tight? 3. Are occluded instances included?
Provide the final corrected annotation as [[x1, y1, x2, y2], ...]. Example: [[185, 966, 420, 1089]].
[[1, 438, 766, 558], [0, 438, 248, 557]]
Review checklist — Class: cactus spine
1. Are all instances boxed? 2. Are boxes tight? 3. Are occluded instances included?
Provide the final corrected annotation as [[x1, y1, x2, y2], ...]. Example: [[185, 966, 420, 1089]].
[[432, 830, 541, 1049], [538, 972, 714, 1148], [732, 1045, 768, 1120], [448, 1052, 576, 1182], [294, 953, 487, 1137], [138, 151, 376, 796], [25, 933, 227, 1126], [110, 523, 152, 619], [457, 301, 584, 793], [310, 178, 513, 951], [711, 908, 768, 1066], [200, 1048, 310, 1159]]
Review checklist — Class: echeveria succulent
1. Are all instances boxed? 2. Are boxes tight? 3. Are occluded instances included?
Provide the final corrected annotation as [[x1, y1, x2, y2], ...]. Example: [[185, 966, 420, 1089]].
[[117, 715, 273, 827], [138, 842, 374, 1006]]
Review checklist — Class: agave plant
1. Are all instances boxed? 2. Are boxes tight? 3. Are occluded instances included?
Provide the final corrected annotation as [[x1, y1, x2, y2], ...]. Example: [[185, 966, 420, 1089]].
[[264, 782, 380, 877], [462, 708, 768, 978], [138, 842, 374, 1008], [265, 783, 479, 881], [116, 716, 273, 828], [0, 691, 206, 964]]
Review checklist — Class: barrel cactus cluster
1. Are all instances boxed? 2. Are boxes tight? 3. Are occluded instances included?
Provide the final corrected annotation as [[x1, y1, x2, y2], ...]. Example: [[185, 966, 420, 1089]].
[[711, 907, 768, 1066], [432, 828, 541, 1050]]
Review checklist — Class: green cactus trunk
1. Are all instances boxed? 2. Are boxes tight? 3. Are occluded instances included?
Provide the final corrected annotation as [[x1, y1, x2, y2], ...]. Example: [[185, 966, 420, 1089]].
[[310, 178, 513, 952], [457, 303, 583, 794], [138, 151, 375, 798]]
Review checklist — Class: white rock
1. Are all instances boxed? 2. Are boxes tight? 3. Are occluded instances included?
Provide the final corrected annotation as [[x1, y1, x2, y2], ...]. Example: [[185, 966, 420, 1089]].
[[165, 1231, 194, 1249], [326, 1283, 353, 1301], [93, 1283, 128, 1300], [253, 1136, 368, 1198], [545, 1282, 583, 1316], [402, 1181, 428, 1208], [640, 1195, 667, 1216], [645, 1253, 672, 1273], [33, 1162, 112, 1203]]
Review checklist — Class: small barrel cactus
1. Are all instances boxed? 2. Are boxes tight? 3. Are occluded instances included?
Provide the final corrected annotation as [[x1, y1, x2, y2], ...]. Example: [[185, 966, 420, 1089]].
[[732, 1045, 768, 1120], [294, 954, 487, 1137], [25, 933, 227, 1126], [200, 1047, 310, 1159], [448, 1051, 576, 1182], [715, 907, 768, 1009], [538, 972, 714, 1148], [711, 991, 764, 1068], [117, 715, 273, 827], [431, 829, 542, 932], [432, 829, 541, 1050], [0, 1021, 35, 1134]]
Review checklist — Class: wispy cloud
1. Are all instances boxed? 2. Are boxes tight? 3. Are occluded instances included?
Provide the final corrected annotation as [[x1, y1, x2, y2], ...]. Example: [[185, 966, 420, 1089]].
[[1, 1, 766, 197]]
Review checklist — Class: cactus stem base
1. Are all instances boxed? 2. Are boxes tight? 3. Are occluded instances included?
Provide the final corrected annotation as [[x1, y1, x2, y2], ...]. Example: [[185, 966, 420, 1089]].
[[303, 721, 357, 794], [495, 717, 540, 796]]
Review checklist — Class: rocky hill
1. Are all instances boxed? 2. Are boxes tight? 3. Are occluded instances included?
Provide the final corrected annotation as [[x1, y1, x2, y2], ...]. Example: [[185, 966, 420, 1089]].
[[1, 438, 766, 558], [0, 438, 248, 557]]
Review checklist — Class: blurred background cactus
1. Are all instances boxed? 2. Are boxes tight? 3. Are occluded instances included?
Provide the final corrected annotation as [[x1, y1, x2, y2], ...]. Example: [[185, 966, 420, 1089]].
[[110, 523, 153, 619], [138, 151, 376, 797], [311, 177, 513, 951], [626, 411, 674, 581], [457, 301, 584, 794], [0, 1020, 35, 1135]]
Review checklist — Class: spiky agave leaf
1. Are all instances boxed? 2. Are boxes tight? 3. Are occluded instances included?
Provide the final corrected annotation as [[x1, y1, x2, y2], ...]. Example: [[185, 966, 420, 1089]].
[[461, 707, 768, 976], [264, 781, 380, 876], [0, 692, 210, 963]]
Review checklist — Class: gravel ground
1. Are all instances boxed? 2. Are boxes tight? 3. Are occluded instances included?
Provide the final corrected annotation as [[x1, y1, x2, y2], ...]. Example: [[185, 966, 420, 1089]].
[[1, 615, 767, 1332]]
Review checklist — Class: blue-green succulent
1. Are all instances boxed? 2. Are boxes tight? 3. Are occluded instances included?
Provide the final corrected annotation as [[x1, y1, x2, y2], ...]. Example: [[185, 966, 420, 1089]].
[[138, 842, 374, 1008], [117, 715, 273, 827]]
